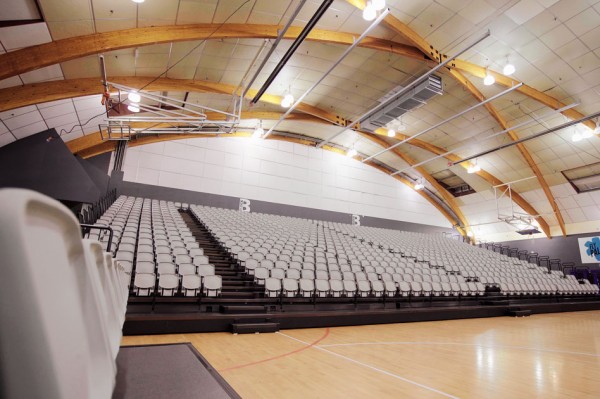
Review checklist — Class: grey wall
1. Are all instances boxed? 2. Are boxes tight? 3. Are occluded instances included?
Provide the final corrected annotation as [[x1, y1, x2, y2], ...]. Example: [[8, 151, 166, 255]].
[[500, 233, 600, 270], [86, 152, 111, 174], [76, 155, 110, 193], [0, 129, 102, 203], [119, 180, 455, 234]]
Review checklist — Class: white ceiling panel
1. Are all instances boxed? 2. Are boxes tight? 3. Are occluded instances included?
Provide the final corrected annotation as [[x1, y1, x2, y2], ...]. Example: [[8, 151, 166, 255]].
[[0, 22, 51, 50]]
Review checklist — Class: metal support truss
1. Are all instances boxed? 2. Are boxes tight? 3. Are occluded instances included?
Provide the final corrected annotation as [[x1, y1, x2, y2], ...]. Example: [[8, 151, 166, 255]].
[[98, 55, 242, 140]]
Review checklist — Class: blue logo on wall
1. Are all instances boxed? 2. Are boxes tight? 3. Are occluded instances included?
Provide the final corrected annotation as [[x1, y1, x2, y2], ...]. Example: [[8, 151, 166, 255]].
[[585, 237, 600, 261]]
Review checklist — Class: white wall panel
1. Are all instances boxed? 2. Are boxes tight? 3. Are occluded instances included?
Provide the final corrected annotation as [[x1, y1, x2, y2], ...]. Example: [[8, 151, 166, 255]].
[[123, 137, 451, 228]]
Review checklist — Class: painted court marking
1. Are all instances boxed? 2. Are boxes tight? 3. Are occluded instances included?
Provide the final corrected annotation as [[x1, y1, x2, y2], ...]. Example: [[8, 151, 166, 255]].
[[277, 331, 460, 399], [218, 328, 330, 372], [318, 341, 600, 358]]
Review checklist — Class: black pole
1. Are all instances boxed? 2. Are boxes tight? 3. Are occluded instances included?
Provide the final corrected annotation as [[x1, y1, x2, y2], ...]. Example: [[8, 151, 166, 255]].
[[250, 0, 334, 104]]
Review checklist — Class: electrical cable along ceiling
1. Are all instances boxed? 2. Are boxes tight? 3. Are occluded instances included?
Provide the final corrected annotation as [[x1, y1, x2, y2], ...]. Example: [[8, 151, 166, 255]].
[[0, 0, 599, 241]]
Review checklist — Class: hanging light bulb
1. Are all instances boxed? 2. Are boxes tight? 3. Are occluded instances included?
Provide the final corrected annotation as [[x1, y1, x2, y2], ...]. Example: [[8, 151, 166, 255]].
[[503, 62, 515, 76], [131, 0, 145, 3], [128, 91, 141, 103], [414, 181, 424, 190], [281, 92, 294, 108], [572, 131, 583, 142], [372, 0, 386, 11], [483, 70, 495, 86], [387, 128, 396, 137], [467, 230, 474, 237], [362, 1, 376, 21], [127, 104, 140, 113], [347, 148, 358, 157]]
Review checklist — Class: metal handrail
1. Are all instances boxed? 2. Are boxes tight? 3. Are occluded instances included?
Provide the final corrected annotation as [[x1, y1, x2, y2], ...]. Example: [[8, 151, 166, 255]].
[[81, 224, 114, 256]]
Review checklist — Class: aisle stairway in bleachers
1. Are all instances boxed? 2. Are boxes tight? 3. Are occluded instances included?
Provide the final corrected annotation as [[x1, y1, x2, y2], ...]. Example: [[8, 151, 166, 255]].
[[180, 211, 263, 301]]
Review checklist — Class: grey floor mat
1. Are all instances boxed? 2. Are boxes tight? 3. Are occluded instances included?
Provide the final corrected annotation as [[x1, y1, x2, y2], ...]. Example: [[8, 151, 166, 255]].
[[112, 343, 240, 399]]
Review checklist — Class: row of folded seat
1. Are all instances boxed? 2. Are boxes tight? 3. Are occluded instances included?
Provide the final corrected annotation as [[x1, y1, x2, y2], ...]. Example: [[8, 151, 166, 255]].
[[260, 278, 486, 298], [0, 189, 129, 399]]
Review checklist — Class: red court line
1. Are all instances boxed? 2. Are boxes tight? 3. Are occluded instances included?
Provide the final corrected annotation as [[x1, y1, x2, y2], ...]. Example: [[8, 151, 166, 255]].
[[219, 328, 330, 373]]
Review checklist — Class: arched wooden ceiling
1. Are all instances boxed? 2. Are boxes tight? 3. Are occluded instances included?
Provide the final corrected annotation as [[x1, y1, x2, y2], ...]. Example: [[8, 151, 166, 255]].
[[0, 23, 593, 130], [0, 14, 589, 237]]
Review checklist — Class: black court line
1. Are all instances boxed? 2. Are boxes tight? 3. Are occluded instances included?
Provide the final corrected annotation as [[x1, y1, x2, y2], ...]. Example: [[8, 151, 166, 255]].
[[114, 342, 241, 399]]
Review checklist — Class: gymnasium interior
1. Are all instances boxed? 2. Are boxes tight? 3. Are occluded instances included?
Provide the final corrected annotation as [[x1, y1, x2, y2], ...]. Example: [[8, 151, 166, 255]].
[[1, 0, 600, 398]]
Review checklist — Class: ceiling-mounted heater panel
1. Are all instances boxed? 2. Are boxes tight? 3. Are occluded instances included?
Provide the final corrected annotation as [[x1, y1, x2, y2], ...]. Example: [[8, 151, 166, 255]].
[[361, 74, 443, 132]]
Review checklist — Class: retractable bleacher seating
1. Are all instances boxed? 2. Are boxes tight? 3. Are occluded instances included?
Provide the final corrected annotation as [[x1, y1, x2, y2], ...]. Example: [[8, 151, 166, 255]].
[[88, 195, 598, 305], [188, 204, 599, 300]]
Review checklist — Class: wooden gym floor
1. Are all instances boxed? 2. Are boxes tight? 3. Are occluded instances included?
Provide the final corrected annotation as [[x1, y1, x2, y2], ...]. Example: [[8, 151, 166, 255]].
[[122, 311, 600, 398]]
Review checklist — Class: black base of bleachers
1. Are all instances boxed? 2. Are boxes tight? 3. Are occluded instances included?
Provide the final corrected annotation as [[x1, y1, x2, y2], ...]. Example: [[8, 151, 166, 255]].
[[231, 322, 280, 334], [220, 305, 267, 314], [483, 300, 511, 306], [123, 299, 600, 335], [507, 308, 533, 317]]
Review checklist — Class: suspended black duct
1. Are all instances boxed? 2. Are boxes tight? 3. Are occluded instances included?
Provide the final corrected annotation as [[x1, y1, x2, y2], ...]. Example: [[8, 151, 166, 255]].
[[250, 0, 334, 104]]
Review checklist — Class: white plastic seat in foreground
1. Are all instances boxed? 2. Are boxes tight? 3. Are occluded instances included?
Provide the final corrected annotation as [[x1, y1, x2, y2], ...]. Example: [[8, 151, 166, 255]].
[[0, 189, 113, 399], [104, 254, 128, 324], [203, 275, 222, 297], [82, 240, 122, 361]]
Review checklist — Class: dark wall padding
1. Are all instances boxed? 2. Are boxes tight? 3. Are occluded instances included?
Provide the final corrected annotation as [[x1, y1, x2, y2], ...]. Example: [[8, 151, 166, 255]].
[[119, 180, 454, 234], [500, 233, 600, 269], [76, 155, 110, 193], [0, 129, 101, 203], [86, 152, 112, 174]]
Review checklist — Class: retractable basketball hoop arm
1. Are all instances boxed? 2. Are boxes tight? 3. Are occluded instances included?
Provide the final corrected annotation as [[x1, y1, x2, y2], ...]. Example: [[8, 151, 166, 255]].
[[98, 55, 243, 140]]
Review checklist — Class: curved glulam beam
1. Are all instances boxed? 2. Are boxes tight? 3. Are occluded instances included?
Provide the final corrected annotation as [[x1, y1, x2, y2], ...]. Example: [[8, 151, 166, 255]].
[[68, 130, 462, 232], [0, 77, 351, 127], [347, 0, 595, 131], [0, 23, 424, 81]]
